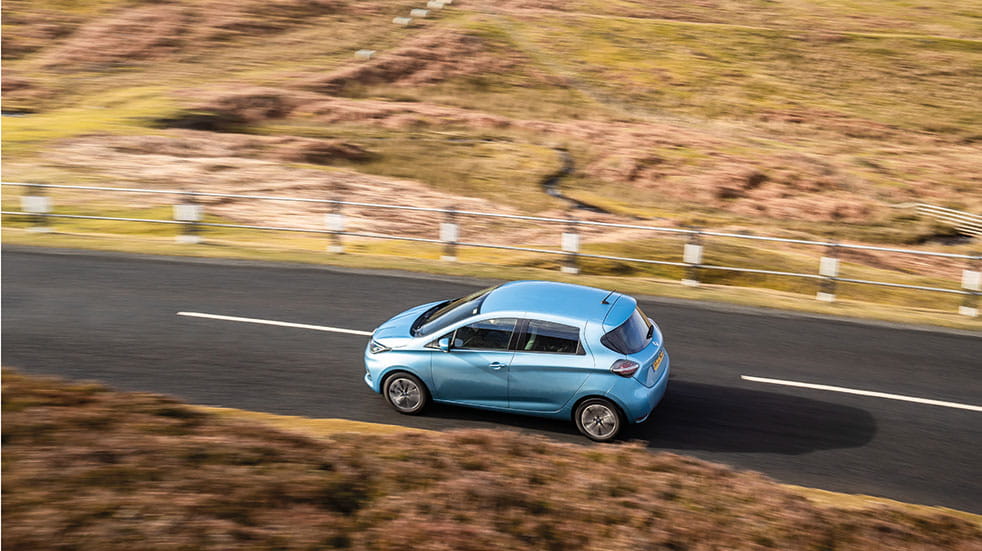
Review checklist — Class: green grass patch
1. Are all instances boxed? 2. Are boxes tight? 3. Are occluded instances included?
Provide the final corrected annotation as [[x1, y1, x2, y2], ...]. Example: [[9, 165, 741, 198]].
[[551, 0, 982, 39], [259, 123, 565, 212], [6, 0, 126, 16], [1, 86, 179, 155], [505, 14, 982, 134]]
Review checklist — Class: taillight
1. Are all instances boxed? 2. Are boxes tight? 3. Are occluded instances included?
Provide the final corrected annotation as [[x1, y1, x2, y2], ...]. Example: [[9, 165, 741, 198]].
[[610, 359, 639, 377]]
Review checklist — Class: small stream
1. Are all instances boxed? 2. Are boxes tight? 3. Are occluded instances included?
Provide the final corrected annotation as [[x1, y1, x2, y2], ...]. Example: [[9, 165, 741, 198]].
[[541, 148, 609, 213]]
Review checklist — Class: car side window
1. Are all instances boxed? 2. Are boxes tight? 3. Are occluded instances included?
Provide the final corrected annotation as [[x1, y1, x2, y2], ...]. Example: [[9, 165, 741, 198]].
[[519, 320, 583, 355], [452, 318, 517, 351]]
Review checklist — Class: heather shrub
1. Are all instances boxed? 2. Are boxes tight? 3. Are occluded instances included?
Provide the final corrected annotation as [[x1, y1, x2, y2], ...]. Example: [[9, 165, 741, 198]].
[[3, 371, 979, 550]]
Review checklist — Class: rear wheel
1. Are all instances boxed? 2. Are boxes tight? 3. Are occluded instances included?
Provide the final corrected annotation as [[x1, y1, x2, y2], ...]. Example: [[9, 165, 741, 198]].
[[574, 398, 622, 442], [383, 372, 429, 415]]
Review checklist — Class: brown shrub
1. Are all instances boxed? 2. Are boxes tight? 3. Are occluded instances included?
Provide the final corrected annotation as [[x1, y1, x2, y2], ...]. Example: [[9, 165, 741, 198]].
[[195, 0, 347, 42], [297, 96, 515, 129], [39, 0, 348, 68], [42, 5, 189, 68], [68, 129, 366, 164], [714, 168, 769, 200], [180, 87, 302, 124], [1, 4, 80, 60], [299, 30, 519, 94], [44, 131, 530, 240], [268, 136, 371, 163], [0, 73, 54, 111], [759, 108, 904, 140], [281, 93, 893, 224], [4, 371, 980, 551]]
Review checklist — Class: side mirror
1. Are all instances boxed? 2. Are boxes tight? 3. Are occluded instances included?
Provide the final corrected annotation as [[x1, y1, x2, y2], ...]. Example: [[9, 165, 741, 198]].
[[438, 337, 451, 352]]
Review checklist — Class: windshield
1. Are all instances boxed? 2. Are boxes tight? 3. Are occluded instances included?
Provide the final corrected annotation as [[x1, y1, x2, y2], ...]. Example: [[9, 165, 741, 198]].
[[601, 307, 653, 355], [413, 285, 500, 336]]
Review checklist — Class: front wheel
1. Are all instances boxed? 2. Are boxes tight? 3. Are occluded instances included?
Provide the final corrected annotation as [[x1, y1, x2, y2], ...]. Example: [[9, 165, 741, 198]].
[[383, 372, 429, 415], [574, 398, 623, 442]]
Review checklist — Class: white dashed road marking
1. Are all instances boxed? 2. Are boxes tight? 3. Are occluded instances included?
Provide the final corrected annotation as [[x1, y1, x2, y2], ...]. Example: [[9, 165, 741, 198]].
[[741, 375, 982, 412], [177, 311, 373, 336], [176, 312, 980, 412]]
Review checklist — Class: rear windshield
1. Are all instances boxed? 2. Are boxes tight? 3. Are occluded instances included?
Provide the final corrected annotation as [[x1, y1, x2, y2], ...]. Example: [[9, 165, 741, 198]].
[[413, 285, 500, 336], [601, 307, 653, 355]]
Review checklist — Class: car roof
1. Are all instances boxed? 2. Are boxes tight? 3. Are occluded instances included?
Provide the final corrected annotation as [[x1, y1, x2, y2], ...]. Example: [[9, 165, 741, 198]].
[[481, 280, 635, 325]]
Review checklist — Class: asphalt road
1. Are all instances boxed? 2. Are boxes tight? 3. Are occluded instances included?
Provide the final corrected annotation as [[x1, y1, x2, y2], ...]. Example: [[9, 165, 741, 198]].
[[3, 247, 981, 512]]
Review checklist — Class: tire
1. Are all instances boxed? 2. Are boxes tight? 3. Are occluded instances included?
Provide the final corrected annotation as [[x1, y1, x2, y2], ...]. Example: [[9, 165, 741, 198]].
[[574, 398, 623, 442], [383, 372, 429, 415]]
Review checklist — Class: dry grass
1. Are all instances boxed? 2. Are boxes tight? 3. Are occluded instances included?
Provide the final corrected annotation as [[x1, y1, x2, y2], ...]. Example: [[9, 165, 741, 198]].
[[4, 370, 981, 550], [4, 0, 979, 237], [482, 0, 982, 39], [197, 405, 429, 437]]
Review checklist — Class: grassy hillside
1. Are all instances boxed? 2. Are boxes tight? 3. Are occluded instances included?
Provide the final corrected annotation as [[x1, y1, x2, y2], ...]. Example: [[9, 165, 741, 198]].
[[4, 370, 980, 550], [4, 0, 979, 230], [2, 0, 979, 314]]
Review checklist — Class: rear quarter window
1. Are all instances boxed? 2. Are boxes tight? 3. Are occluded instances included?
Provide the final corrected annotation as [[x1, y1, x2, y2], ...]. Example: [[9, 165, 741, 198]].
[[601, 308, 652, 354]]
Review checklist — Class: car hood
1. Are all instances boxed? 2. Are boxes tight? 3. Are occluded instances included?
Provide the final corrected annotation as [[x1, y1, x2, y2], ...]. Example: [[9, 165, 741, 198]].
[[372, 300, 443, 346]]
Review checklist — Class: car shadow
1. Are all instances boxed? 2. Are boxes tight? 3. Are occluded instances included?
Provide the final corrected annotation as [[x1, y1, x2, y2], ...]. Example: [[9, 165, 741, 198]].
[[623, 381, 877, 455], [425, 380, 877, 455]]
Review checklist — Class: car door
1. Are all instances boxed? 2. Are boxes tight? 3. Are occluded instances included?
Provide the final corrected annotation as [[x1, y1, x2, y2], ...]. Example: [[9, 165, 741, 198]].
[[508, 319, 595, 412], [429, 317, 517, 408]]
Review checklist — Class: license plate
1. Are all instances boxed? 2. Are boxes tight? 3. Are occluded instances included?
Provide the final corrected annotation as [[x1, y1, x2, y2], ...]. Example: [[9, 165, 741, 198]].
[[652, 349, 665, 370]]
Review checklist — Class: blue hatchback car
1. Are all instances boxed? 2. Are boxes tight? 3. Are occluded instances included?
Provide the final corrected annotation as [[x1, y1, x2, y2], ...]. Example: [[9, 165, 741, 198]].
[[364, 280, 670, 441]]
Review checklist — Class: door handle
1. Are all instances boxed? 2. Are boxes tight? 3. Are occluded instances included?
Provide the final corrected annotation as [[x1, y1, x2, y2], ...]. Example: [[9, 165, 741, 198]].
[[488, 362, 506, 370]]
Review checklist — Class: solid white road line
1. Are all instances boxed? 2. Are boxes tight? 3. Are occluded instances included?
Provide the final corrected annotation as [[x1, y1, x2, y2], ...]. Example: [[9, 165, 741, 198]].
[[177, 312, 373, 336], [741, 375, 982, 412]]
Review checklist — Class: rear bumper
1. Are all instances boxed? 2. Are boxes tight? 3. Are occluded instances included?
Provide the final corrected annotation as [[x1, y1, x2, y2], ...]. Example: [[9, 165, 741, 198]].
[[606, 350, 670, 423]]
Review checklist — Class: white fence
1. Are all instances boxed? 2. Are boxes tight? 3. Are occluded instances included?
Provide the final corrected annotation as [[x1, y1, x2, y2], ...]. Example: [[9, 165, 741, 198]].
[[914, 204, 982, 237], [3, 182, 979, 317]]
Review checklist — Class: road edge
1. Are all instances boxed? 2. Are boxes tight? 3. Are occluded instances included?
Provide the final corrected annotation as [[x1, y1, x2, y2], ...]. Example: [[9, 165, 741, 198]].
[[5, 244, 980, 338]]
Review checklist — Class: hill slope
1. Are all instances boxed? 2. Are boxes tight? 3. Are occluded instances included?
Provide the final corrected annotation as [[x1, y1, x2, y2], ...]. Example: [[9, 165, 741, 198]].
[[4, 0, 980, 245], [3, 370, 980, 550]]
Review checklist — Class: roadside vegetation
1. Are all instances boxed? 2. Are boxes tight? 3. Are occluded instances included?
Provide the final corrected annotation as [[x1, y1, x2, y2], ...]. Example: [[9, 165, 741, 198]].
[[3, 214, 978, 330], [4, 370, 980, 550], [4, 226, 980, 331]]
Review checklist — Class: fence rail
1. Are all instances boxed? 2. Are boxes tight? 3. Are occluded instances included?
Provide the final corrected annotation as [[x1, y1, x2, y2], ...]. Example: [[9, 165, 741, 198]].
[[892, 202, 982, 237], [918, 204, 982, 237], [3, 182, 979, 317]]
